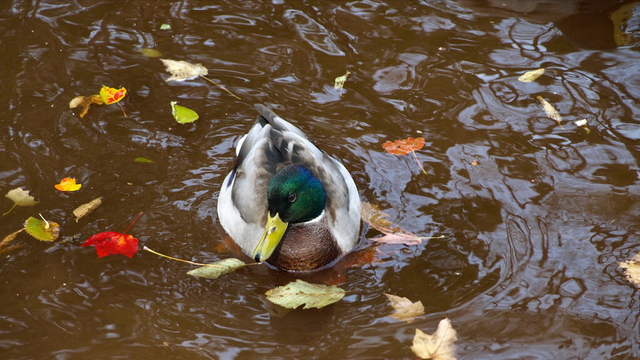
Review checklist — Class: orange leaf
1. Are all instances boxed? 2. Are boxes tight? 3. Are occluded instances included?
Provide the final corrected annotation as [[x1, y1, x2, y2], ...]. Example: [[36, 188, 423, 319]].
[[82, 231, 139, 258], [382, 137, 425, 155], [99, 85, 127, 105], [55, 177, 82, 192]]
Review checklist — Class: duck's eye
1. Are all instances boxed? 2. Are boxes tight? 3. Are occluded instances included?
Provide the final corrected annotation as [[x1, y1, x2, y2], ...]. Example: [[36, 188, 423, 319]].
[[288, 193, 297, 203]]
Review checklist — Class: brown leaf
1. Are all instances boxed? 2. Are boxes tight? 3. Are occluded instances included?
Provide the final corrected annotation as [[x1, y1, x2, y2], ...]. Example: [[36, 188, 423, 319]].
[[69, 94, 104, 118], [0, 228, 24, 252], [382, 137, 425, 155], [361, 202, 426, 245], [73, 197, 103, 222], [536, 96, 564, 129], [160, 59, 208, 81], [619, 253, 640, 288], [384, 293, 425, 323], [411, 318, 457, 360]]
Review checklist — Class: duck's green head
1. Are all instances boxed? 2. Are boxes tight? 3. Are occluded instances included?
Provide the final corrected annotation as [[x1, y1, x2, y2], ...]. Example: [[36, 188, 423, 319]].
[[253, 164, 326, 263]]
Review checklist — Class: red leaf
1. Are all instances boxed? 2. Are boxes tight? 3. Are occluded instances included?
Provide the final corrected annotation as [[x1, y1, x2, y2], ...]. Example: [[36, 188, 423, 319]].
[[99, 86, 127, 105], [382, 137, 425, 155], [82, 231, 139, 258]]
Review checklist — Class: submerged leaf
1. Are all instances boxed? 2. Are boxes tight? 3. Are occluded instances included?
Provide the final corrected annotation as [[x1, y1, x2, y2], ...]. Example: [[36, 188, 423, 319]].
[[265, 279, 345, 309], [55, 177, 82, 192], [0, 228, 24, 252], [99, 86, 127, 105], [69, 94, 104, 118], [619, 253, 640, 288], [140, 48, 162, 58], [134, 157, 154, 163], [82, 231, 139, 258], [382, 137, 425, 156], [385, 293, 425, 323], [361, 202, 427, 245], [187, 258, 246, 279], [536, 96, 564, 129], [160, 24, 171, 30], [518, 68, 545, 82], [24, 216, 60, 242], [170, 101, 199, 124], [411, 318, 458, 360], [73, 197, 103, 222], [3, 187, 39, 216], [161, 59, 208, 82]]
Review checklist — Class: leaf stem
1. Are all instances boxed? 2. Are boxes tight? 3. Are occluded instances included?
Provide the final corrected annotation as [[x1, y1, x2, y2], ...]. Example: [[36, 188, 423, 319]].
[[122, 212, 144, 234], [143, 246, 225, 268], [117, 102, 127, 117], [2, 203, 17, 216], [411, 150, 428, 175], [198, 75, 242, 100]]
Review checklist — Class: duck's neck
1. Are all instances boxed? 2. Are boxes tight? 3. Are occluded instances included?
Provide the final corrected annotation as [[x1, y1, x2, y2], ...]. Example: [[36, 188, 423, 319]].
[[266, 214, 341, 272]]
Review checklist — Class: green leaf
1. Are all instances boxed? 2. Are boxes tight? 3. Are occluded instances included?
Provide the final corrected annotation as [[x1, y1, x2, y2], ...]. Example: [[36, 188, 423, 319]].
[[170, 101, 199, 124], [134, 157, 154, 163], [24, 216, 60, 242], [140, 48, 162, 58], [160, 24, 171, 30], [187, 258, 246, 279], [265, 279, 345, 309]]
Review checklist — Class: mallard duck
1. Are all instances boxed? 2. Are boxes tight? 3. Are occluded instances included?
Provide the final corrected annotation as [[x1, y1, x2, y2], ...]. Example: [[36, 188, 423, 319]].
[[217, 104, 361, 272]]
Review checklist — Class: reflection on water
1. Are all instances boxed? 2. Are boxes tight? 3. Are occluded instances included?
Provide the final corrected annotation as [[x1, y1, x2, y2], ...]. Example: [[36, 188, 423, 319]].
[[2, 0, 640, 359]]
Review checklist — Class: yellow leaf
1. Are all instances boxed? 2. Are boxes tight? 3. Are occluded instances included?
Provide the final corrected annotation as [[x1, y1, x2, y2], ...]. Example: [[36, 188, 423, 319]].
[[99, 86, 127, 105], [518, 68, 545, 82], [55, 177, 82, 192], [384, 293, 425, 323], [3, 187, 39, 216], [265, 279, 345, 309], [334, 70, 351, 96], [619, 253, 640, 288], [411, 318, 458, 360], [69, 94, 103, 118]]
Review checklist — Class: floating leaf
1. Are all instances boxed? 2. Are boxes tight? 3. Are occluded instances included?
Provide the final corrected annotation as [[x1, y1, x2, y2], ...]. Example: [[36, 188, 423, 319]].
[[24, 216, 60, 242], [619, 253, 640, 288], [187, 258, 246, 279], [82, 231, 139, 258], [73, 197, 103, 222], [161, 59, 208, 82], [382, 137, 425, 156], [170, 101, 199, 124], [574, 118, 591, 134], [69, 94, 104, 118], [265, 279, 345, 309], [361, 202, 434, 245], [160, 24, 171, 30], [411, 318, 458, 360], [140, 48, 162, 57], [518, 68, 545, 82], [99, 85, 127, 105], [55, 177, 82, 192], [385, 293, 425, 323], [3, 187, 39, 216], [134, 157, 154, 163], [536, 96, 564, 129], [334, 70, 351, 96], [160, 58, 241, 100], [0, 228, 24, 253]]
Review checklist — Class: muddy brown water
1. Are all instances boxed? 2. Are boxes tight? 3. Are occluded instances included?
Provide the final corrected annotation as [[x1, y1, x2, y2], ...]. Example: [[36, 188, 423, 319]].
[[2, 1, 640, 359]]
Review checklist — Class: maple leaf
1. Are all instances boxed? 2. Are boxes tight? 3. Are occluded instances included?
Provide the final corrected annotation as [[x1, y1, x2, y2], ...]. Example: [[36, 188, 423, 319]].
[[411, 318, 457, 360], [99, 86, 127, 105], [55, 177, 82, 192], [82, 213, 142, 258], [385, 293, 425, 323], [82, 231, 139, 258], [382, 137, 425, 155]]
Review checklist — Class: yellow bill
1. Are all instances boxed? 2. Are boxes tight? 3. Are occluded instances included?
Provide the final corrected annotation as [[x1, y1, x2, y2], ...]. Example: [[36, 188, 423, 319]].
[[253, 213, 288, 262]]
